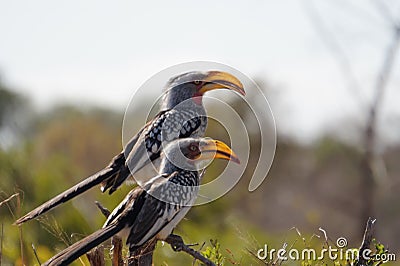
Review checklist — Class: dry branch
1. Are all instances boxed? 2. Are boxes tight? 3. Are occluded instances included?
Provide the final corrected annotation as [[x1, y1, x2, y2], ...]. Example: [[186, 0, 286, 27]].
[[87, 246, 105, 266], [0, 193, 19, 208], [356, 217, 376, 266], [304, 0, 400, 229], [111, 236, 124, 266], [165, 234, 216, 266]]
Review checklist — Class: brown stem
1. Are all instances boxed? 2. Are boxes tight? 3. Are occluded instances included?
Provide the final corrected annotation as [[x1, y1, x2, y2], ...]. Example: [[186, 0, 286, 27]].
[[87, 246, 105, 266]]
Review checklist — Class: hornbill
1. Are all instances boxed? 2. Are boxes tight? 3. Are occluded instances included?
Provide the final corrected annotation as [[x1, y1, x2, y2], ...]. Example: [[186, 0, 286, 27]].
[[15, 71, 244, 225], [42, 137, 240, 266]]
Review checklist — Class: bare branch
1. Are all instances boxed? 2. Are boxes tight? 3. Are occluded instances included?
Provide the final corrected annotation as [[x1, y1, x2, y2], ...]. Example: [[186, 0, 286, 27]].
[[356, 217, 376, 266], [369, 0, 398, 26], [304, 0, 400, 227], [303, 0, 366, 108], [368, 26, 400, 126], [95, 201, 111, 217], [32, 243, 41, 265], [360, 18, 400, 222], [87, 246, 105, 266], [165, 234, 216, 266], [328, 0, 386, 28], [111, 237, 124, 266], [0, 193, 19, 208]]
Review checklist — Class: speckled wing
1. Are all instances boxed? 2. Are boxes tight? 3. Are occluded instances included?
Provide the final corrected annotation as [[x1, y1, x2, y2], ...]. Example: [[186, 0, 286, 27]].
[[125, 172, 180, 247], [104, 110, 170, 193], [125, 171, 199, 249], [107, 110, 205, 193], [102, 175, 167, 228]]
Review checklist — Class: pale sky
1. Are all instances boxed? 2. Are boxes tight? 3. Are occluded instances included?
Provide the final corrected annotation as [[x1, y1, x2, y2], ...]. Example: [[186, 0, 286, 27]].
[[0, 0, 399, 143]]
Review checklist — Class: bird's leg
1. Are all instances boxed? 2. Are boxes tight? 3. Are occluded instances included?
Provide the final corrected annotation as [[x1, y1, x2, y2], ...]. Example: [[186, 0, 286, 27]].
[[95, 201, 111, 216]]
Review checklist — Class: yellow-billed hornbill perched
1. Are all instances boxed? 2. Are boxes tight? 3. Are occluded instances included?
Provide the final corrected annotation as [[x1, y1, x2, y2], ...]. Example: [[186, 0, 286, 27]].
[[43, 137, 240, 266], [15, 71, 244, 225]]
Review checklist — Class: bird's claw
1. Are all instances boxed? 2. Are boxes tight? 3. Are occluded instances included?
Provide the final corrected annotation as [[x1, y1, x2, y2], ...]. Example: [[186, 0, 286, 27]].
[[167, 234, 184, 251]]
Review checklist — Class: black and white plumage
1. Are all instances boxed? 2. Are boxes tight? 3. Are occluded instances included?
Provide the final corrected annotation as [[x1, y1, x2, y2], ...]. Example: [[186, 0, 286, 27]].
[[15, 71, 244, 225], [43, 137, 240, 266]]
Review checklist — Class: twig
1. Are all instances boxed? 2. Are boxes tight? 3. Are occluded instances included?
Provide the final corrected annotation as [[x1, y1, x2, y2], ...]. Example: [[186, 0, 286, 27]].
[[37, 216, 71, 246], [369, 0, 397, 26], [303, 0, 366, 109], [86, 246, 105, 266], [360, 18, 400, 224], [245, 247, 269, 265], [304, 0, 400, 228], [111, 237, 123, 266], [369, 24, 400, 125], [356, 217, 376, 266], [32, 243, 41, 265], [193, 242, 206, 266], [0, 193, 19, 208], [95, 201, 111, 217], [16, 193, 25, 265], [165, 234, 216, 266]]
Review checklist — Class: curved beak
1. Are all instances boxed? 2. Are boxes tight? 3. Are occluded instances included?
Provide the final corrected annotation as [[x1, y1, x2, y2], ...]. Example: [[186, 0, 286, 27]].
[[198, 139, 240, 164], [198, 71, 245, 96]]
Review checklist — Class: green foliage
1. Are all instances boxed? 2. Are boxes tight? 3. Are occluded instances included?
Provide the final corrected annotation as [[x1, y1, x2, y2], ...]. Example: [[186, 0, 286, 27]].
[[201, 239, 225, 266]]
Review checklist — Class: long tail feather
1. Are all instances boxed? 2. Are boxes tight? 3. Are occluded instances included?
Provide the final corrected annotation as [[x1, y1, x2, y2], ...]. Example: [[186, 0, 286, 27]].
[[15, 167, 118, 225], [43, 223, 122, 266]]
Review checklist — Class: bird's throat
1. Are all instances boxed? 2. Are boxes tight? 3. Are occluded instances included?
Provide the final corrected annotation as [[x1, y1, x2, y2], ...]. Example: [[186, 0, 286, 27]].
[[193, 94, 203, 105]]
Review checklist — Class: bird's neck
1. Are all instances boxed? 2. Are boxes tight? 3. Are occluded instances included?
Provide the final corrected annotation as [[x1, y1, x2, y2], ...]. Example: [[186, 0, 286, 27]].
[[161, 92, 203, 110], [160, 162, 199, 186], [170, 169, 199, 187]]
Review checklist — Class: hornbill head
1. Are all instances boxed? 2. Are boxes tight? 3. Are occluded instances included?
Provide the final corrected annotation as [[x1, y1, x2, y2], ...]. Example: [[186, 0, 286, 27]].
[[162, 71, 245, 109], [162, 137, 240, 171]]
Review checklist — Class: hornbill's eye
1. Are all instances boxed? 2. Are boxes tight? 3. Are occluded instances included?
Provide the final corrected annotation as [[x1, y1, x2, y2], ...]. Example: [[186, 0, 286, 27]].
[[189, 144, 198, 152], [193, 80, 202, 85]]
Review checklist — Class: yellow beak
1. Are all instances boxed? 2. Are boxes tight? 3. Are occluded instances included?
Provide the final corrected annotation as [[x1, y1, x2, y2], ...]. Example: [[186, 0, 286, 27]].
[[198, 71, 245, 96], [198, 139, 240, 164]]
